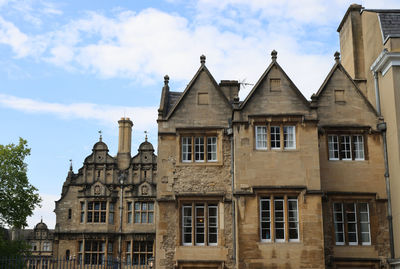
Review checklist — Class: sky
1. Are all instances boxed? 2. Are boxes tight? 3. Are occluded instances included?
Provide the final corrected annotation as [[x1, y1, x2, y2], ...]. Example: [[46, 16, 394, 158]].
[[0, 0, 399, 229]]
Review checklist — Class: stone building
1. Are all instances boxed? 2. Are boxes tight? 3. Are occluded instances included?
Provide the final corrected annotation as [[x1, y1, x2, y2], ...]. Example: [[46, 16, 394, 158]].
[[53, 118, 157, 266], [337, 5, 400, 267], [155, 49, 390, 268]]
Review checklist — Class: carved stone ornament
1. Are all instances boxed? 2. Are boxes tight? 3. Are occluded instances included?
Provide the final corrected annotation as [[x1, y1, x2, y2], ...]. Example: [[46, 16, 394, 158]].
[[141, 185, 149, 195], [94, 185, 101, 196]]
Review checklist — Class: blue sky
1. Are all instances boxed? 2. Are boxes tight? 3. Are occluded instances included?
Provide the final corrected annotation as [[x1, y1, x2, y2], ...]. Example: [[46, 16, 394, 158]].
[[0, 0, 398, 229]]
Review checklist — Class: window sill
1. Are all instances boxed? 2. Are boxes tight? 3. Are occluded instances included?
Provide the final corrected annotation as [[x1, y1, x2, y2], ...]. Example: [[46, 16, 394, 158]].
[[176, 161, 223, 167]]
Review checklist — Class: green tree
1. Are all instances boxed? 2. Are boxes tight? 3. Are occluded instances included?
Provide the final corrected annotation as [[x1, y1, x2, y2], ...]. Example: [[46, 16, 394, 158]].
[[0, 138, 41, 229]]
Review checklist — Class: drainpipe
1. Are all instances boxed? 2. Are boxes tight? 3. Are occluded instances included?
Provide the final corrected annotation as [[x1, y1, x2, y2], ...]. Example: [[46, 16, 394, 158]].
[[228, 119, 236, 267], [118, 174, 125, 268], [374, 71, 395, 260]]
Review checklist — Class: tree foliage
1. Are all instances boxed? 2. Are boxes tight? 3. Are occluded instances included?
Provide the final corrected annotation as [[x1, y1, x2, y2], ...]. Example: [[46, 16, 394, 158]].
[[0, 138, 41, 228]]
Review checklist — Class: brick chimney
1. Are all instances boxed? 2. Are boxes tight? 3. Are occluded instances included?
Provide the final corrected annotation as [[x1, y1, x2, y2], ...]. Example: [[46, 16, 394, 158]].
[[117, 117, 133, 170]]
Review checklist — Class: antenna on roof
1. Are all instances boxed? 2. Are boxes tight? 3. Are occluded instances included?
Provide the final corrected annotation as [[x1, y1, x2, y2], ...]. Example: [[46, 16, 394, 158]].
[[239, 78, 254, 90]]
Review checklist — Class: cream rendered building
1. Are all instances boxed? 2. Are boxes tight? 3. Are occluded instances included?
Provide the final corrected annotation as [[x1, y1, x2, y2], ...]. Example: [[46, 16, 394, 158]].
[[337, 4, 400, 267]]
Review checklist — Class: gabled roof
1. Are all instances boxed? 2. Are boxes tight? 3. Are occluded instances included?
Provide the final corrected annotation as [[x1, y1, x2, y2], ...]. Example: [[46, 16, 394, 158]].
[[314, 60, 379, 117], [165, 56, 230, 120], [239, 56, 310, 110]]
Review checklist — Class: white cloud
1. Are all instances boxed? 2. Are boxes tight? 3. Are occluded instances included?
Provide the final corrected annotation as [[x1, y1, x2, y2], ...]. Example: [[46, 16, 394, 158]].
[[0, 1, 399, 99], [26, 193, 58, 229], [0, 94, 157, 131]]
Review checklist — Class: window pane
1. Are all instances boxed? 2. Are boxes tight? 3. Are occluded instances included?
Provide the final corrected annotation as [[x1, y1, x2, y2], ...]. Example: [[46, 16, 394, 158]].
[[340, 135, 352, 160], [208, 205, 218, 245], [271, 126, 281, 149], [182, 137, 192, 162], [288, 199, 299, 240], [148, 202, 154, 210], [354, 135, 365, 160], [207, 137, 217, 161], [359, 203, 370, 244], [274, 198, 285, 240], [195, 137, 205, 162], [256, 126, 267, 149], [333, 203, 344, 244], [195, 205, 205, 244], [135, 202, 140, 210], [182, 205, 192, 244], [284, 126, 296, 149], [328, 135, 339, 160], [149, 212, 154, 223], [345, 203, 358, 244]]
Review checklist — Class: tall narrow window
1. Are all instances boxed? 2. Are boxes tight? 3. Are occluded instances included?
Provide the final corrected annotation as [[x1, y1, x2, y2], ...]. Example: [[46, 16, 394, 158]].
[[195, 204, 205, 245], [284, 126, 296, 149], [255, 126, 267, 149], [109, 203, 114, 224], [270, 126, 281, 149], [68, 209, 72, 219], [207, 137, 217, 161], [359, 203, 371, 245], [340, 135, 352, 160], [354, 135, 365, 160], [127, 202, 132, 223], [333, 203, 345, 245], [194, 137, 205, 162], [182, 205, 192, 245], [328, 135, 339, 160], [208, 205, 218, 245], [260, 198, 271, 242], [345, 203, 358, 245], [274, 197, 285, 242], [80, 202, 85, 223], [288, 198, 299, 241], [182, 137, 192, 162], [126, 242, 131, 265]]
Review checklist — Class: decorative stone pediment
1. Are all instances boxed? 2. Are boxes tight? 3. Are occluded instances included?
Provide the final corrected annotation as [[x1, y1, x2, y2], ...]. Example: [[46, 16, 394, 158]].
[[79, 181, 111, 197], [139, 182, 152, 196]]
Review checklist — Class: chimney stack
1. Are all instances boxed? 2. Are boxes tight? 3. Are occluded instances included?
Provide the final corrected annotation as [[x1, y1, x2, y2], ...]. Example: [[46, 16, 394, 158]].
[[117, 117, 133, 170]]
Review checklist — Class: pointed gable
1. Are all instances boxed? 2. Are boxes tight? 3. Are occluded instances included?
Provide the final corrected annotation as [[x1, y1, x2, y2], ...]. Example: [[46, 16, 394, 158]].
[[239, 51, 310, 119], [165, 55, 232, 128], [314, 54, 378, 128]]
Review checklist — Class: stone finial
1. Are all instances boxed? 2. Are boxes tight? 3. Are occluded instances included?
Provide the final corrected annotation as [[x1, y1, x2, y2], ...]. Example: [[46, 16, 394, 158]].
[[200, 55, 206, 65], [271, 50, 277, 61], [69, 159, 73, 172], [164, 75, 169, 86], [334, 51, 341, 63], [98, 130, 103, 141], [144, 130, 148, 142]]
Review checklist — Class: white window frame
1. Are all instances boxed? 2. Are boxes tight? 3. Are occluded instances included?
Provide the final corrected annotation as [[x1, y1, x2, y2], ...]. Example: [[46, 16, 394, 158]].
[[341, 135, 352, 160], [270, 126, 281, 149], [260, 198, 271, 242], [328, 135, 339, 160], [346, 203, 358, 245], [284, 126, 296, 149], [255, 126, 268, 150], [182, 137, 192, 162], [274, 197, 285, 242], [288, 198, 299, 242], [182, 205, 192, 246], [359, 203, 371, 245], [354, 135, 365, 160], [207, 137, 217, 162], [194, 137, 205, 162], [207, 205, 218, 246], [195, 204, 205, 245], [333, 203, 345, 245]]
